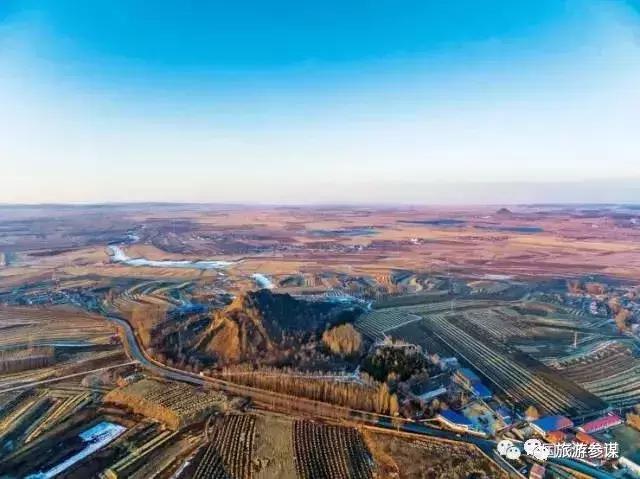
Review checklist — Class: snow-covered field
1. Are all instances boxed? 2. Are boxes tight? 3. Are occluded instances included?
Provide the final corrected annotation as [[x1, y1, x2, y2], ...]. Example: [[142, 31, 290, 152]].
[[251, 273, 275, 289], [27, 421, 126, 479], [108, 245, 233, 270]]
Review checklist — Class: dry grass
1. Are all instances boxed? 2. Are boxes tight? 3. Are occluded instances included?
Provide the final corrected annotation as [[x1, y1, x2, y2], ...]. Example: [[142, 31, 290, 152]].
[[252, 413, 297, 479], [363, 430, 508, 479], [3, 205, 640, 282]]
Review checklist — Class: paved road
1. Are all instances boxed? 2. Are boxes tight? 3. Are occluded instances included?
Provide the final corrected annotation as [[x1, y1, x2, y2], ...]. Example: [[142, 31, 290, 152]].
[[106, 314, 615, 479], [0, 361, 138, 393]]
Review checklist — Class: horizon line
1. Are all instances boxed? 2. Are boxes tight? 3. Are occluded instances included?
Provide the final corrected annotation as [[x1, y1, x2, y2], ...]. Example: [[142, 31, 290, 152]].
[[1, 201, 638, 208]]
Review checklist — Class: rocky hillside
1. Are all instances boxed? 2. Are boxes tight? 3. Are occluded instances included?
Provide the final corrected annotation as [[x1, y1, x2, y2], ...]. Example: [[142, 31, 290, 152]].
[[194, 290, 361, 365]]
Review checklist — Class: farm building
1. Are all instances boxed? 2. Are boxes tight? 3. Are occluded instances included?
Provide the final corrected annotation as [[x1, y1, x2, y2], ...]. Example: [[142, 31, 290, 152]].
[[575, 431, 598, 444], [462, 401, 505, 435], [471, 383, 492, 400], [438, 357, 459, 371], [495, 406, 513, 425], [578, 414, 622, 434], [545, 430, 565, 443], [437, 410, 474, 432], [408, 376, 449, 405], [453, 368, 492, 400], [530, 415, 574, 436], [416, 386, 448, 404]]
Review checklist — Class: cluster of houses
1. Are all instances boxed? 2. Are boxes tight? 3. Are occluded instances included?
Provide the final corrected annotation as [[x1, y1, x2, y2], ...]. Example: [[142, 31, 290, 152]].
[[395, 343, 640, 477], [402, 362, 506, 436]]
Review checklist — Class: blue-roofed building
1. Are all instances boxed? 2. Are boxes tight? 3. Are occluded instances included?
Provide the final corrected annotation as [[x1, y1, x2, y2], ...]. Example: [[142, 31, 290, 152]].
[[455, 368, 482, 388], [531, 415, 574, 436], [438, 357, 459, 371], [496, 406, 513, 425], [453, 367, 492, 400], [408, 375, 448, 406], [471, 383, 492, 400], [437, 410, 473, 431], [416, 386, 448, 404]]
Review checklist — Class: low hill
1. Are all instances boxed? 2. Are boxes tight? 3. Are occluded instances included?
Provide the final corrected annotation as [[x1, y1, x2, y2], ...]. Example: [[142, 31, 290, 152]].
[[495, 207, 513, 216], [194, 289, 361, 365]]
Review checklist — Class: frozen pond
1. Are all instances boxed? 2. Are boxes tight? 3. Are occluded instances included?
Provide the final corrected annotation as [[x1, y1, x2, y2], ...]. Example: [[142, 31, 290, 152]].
[[252, 273, 275, 289], [27, 421, 126, 479], [108, 245, 233, 270]]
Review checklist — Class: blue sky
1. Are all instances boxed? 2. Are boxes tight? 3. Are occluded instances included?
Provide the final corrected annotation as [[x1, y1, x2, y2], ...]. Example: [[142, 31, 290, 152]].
[[1, 0, 639, 204]]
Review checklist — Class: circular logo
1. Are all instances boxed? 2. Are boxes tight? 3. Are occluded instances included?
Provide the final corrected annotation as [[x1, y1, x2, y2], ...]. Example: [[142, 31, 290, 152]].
[[497, 439, 513, 456], [524, 438, 542, 455], [532, 445, 550, 461], [506, 446, 522, 461]]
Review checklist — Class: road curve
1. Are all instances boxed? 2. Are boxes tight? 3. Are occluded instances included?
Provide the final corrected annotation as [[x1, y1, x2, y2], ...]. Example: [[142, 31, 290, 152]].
[[105, 314, 615, 479]]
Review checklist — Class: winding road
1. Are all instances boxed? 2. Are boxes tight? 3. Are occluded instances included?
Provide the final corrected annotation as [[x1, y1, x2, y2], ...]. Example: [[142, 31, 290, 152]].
[[106, 314, 615, 479]]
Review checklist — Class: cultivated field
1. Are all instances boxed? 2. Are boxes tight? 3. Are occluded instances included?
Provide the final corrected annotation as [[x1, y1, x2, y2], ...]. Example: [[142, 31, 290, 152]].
[[420, 312, 606, 415], [355, 310, 422, 341], [3, 204, 640, 283], [293, 420, 373, 479], [192, 414, 256, 479], [104, 378, 228, 430], [0, 305, 119, 348], [553, 342, 640, 408]]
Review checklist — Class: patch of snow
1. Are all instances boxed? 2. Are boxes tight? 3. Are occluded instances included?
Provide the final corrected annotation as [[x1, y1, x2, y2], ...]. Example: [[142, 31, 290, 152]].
[[108, 245, 233, 270], [27, 422, 126, 479], [482, 274, 513, 280], [252, 273, 275, 289]]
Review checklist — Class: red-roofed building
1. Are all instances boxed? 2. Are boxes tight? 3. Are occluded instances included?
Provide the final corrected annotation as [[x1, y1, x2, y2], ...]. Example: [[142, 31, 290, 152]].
[[531, 415, 574, 436], [576, 431, 597, 444], [546, 430, 565, 443], [579, 414, 622, 434]]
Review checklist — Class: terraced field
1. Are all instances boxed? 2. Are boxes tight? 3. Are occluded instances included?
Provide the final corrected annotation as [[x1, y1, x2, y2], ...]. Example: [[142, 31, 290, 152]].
[[553, 342, 640, 408], [0, 305, 118, 348], [0, 385, 100, 453], [293, 420, 373, 479], [0, 390, 53, 449], [0, 349, 127, 392], [105, 378, 228, 430], [452, 306, 612, 360], [107, 428, 180, 478], [393, 299, 497, 314], [111, 279, 187, 313], [355, 310, 422, 340], [456, 307, 527, 340], [0, 306, 127, 394], [24, 390, 93, 443], [422, 313, 607, 416]]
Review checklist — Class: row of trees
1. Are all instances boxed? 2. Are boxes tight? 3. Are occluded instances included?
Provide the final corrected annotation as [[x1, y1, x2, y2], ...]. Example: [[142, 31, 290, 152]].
[[0, 347, 54, 374], [217, 368, 399, 415]]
